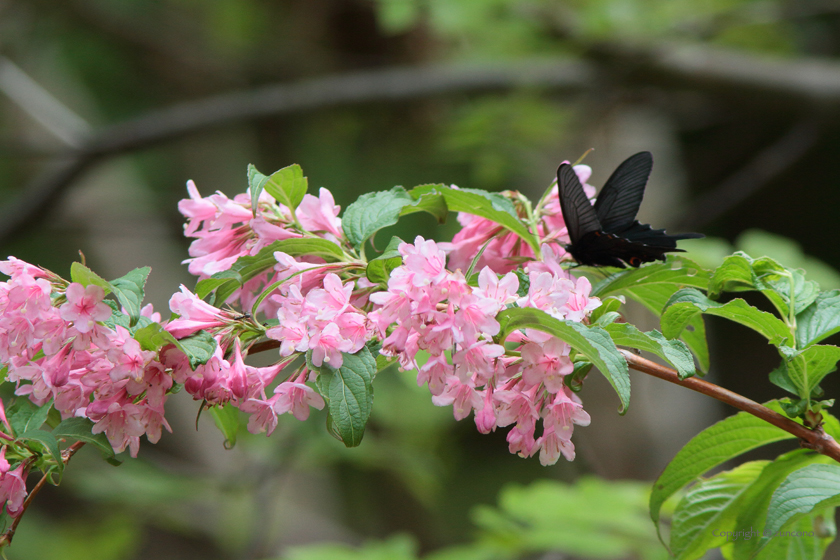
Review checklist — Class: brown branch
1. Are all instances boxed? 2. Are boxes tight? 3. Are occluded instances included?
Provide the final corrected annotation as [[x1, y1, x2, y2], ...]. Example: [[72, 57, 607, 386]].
[[620, 349, 840, 463], [0, 440, 86, 548]]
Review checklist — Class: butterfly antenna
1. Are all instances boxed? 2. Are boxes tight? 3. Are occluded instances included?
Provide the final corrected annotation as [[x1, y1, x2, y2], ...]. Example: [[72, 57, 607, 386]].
[[572, 148, 594, 166]]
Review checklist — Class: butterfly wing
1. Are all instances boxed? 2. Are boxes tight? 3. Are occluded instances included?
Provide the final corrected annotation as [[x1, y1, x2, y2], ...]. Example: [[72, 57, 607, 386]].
[[593, 151, 653, 233], [557, 163, 602, 246]]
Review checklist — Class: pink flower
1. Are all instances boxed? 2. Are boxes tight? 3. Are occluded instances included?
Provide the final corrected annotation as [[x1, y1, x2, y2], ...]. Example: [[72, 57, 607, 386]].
[[273, 382, 325, 421], [59, 283, 111, 334], [0, 447, 27, 516], [296, 188, 343, 239], [520, 337, 573, 393]]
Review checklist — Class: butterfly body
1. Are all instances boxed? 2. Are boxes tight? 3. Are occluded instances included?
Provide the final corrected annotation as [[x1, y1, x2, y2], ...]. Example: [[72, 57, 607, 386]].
[[557, 152, 703, 268]]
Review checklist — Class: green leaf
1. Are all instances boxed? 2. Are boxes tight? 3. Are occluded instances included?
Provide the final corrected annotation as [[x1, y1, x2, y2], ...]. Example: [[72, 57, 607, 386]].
[[177, 330, 218, 370], [592, 256, 709, 298], [195, 277, 229, 301], [752, 509, 835, 560], [133, 322, 182, 353], [762, 464, 840, 544], [662, 288, 791, 346], [797, 290, 840, 348], [670, 461, 768, 560], [8, 399, 52, 436], [408, 184, 538, 253], [325, 346, 376, 447], [604, 323, 696, 379], [247, 164, 270, 216], [778, 344, 840, 400], [650, 407, 796, 534], [591, 258, 710, 371], [263, 164, 307, 212], [399, 186, 448, 223], [109, 267, 150, 328], [729, 450, 832, 559], [209, 404, 240, 448], [497, 308, 629, 412], [709, 252, 819, 319], [18, 428, 63, 475], [343, 187, 415, 250], [366, 236, 404, 285], [53, 417, 117, 463], [69, 263, 113, 294], [210, 238, 344, 304], [589, 295, 624, 324]]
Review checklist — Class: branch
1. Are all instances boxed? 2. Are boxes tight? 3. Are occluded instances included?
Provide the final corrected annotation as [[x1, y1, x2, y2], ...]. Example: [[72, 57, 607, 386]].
[[8, 43, 840, 242], [620, 350, 840, 463], [0, 440, 86, 548], [0, 59, 593, 243], [677, 118, 821, 230]]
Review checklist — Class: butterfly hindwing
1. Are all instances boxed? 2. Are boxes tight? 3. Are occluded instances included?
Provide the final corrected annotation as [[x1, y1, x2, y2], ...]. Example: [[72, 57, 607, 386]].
[[557, 163, 602, 246], [557, 152, 704, 268], [593, 151, 653, 233]]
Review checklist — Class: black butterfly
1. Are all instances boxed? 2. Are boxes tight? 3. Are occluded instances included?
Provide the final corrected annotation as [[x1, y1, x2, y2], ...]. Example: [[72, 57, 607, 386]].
[[557, 152, 703, 268]]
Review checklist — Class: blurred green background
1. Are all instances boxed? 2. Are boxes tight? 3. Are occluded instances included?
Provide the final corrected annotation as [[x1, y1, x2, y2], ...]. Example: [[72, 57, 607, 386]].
[[3, 1, 840, 558]]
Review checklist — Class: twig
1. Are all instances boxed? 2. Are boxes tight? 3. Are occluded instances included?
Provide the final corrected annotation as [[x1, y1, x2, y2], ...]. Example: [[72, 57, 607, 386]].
[[620, 350, 840, 463], [0, 440, 86, 548], [677, 119, 821, 230]]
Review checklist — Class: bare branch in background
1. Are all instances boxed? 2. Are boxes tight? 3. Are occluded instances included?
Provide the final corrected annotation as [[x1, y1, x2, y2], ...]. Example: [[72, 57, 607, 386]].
[[0, 59, 594, 242], [0, 57, 91, 147], [6, 40, 840, 242], [677, 119, 821, 230]]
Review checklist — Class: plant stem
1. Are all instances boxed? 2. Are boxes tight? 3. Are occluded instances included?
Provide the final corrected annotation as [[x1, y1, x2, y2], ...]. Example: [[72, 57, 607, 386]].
[[0, 441, 86, 548], [620, 350, 840, 463]]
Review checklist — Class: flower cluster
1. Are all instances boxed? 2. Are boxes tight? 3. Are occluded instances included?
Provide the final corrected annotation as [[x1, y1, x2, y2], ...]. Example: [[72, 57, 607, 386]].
[[0, 162, 613, 520], [0, 259, 169, 460], [179, 179, 344, 312], [369, 237, 600, 465]]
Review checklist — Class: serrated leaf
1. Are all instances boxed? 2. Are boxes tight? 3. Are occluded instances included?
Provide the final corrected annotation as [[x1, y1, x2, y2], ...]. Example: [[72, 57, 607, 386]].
[[408, 184, 538, 253], [497, 308, 629, 412], [8, 399, 52, 436], [399, 186, 448, 223], [110, 267, 150, 328], [247, 164, 270, 216], [650, 407, 797, 534], [133, 322, 182, 353], [177, 330, 218, 370], [710, 253, 819, 319], [797, 290, 840, 348], [263, 163, 307, 212], [670, 461, 768, 560], [343, 187, 415, 250], [754, 509, 835, 560], [69, 262, 113, 294], [761, 463, 840, 547], [662, 288, 791, 346], [210, 238, 345, 304], [605, 323, 696, 379], [589, 295, 624, 324], [325, 347, 376, 447], [209, 404, 240, 448], [778, 344, 840, 400], [53, 417, 117, 462], [592, 256, 709, 298], [366, 236, 404, 285], [591, 260, 710, 371], [18, 428, 62, 475], [729, 450, 832, 559]]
